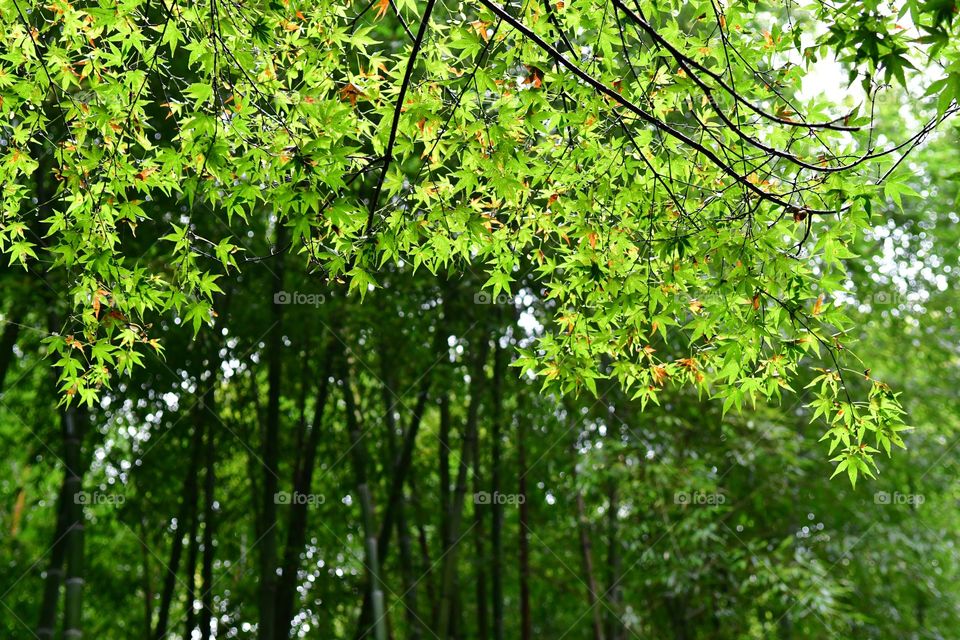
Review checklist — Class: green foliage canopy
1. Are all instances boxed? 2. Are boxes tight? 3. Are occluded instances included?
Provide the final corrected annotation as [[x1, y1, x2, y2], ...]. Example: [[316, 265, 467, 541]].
[[3, 0, 958, 478]]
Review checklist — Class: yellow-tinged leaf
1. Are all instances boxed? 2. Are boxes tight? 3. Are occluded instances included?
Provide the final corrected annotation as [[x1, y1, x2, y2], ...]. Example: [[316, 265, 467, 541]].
[[11, 488, 25, 536], [813, 294, 824, 316], [470, 20, 491, 41]]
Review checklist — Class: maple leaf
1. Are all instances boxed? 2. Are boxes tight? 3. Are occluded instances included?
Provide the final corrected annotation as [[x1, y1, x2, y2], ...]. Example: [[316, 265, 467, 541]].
[[339, 82, 364, 106], [522, 66, 543, 89], [651, 365, 669, 386], [92, 288, 109, 319], [375, 0, 389, 20]]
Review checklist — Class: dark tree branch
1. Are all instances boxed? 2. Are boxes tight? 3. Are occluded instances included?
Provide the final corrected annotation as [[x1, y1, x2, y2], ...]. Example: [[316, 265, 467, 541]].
[[364, 0, 439, 237]]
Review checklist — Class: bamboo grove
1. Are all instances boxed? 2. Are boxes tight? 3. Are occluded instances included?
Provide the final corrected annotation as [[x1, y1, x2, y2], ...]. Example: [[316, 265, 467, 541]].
[[2, 0, 960, 637]]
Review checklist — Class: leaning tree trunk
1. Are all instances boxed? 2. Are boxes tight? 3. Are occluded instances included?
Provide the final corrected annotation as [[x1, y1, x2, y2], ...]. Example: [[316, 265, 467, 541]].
[[376, 382, 431, 562], [353, 378, 432, 639], [275, 338, 336, 635], [342, 359, 388, 640], [575, 485, 605, 640], [153, 425, 203, 640], [408, 473, 436, 624]]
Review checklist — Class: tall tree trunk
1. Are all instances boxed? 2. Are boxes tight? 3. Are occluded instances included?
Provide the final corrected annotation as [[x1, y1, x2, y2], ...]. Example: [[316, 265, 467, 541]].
[[396, 501, 420, 639], [139, 516, 154, 639], [376, 385, 430, 563], [664, 595, 691, 640], [199, 396, 217, 640], [154, 426, 203, 640], [33, 106, 68, 640], [435, 430, 472, 640], [409, 474, 436, 624], [452, 588, 463, 640], [429, 389, 452, 634], [0, 310, 22, 393], [61, 407, 85, 640], [354, 370, 432, 638], [489, 341, 506, 640], [275, 339, 336, 635], [380, 349, 423, 640], [183, 466, 201, 640], [437, 338, 489, 639], [604, 483, 624, 640], [244, 373, 264, 531], [37, 307, 67, 640], [517, 413, 531, 640], [258, 225, 286, 640], [472, 419, 489, 640], [574, 486, 605, 640], [438, 392, 451, 554], [342, 359, 388, 640], [36, 483, 68, 639]]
